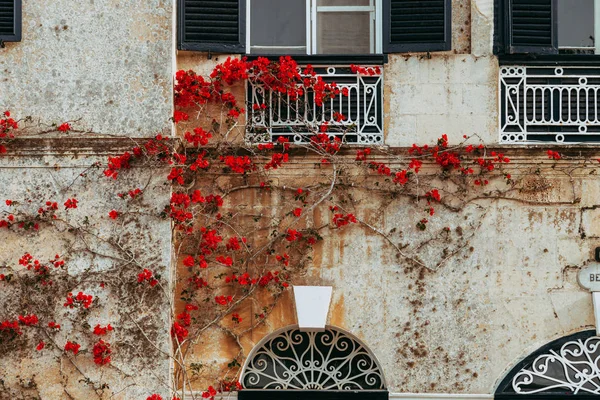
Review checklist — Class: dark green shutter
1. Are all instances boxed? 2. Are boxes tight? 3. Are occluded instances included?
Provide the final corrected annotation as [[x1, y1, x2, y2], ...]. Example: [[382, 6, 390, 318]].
[[0, 0, 21, 43], [506, 0, 557, 54], [178, 0, 246, 53], [383, 0, 451, 53]]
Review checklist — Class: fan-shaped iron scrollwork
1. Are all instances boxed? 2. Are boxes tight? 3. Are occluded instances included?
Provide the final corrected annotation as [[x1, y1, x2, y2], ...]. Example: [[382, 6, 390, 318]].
[[496, 330, 600, 396], [241, 326, 386, 390]]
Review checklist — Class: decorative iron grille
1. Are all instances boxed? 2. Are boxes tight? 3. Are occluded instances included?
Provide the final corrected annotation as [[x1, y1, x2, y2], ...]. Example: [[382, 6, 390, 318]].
[[500, 66, 600, 144], [246, 66, 383, 145], [240, 326, 386, 390], [512, 335, 600, 395], [495, 331, 600, 397]]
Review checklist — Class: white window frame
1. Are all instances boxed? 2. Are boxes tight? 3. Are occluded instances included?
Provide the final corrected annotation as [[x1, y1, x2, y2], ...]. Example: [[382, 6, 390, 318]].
[[246, 0, 382, 54]]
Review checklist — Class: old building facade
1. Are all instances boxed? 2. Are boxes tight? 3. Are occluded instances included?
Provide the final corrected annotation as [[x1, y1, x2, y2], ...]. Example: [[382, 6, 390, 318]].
[[2, 0, 600, 399]]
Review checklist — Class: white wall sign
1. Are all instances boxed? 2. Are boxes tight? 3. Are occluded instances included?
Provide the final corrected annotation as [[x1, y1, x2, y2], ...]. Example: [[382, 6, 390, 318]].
[[578, 262, 600, 291]]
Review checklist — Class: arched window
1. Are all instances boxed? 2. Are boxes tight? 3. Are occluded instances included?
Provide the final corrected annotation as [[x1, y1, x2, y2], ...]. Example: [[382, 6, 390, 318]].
[[239, 325, 388, 400], [496, 330, 600, 399]]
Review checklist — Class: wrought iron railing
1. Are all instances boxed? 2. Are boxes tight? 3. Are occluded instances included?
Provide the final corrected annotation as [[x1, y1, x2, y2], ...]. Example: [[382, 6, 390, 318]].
[[500, 66, 600, 144], [246, 66, 383, 145]]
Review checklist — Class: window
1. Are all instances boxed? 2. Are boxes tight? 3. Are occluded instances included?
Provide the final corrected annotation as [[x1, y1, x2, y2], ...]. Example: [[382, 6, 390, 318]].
[[178, 0, 452, 54], [248, 0, 381, 55], [0, 0, 21, 45], [557, 0, 597, 54], [498, 0, 600, 55], [498, 0, 600, 143], [238, 325, 388, 400]]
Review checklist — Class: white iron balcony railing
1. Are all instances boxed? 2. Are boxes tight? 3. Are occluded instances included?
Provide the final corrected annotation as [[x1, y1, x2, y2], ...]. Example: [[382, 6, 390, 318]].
[[246, 66, 383, 145], [500, 66, 600, 144]]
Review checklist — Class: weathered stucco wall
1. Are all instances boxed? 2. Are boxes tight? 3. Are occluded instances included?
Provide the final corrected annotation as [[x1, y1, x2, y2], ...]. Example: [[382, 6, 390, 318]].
[[175, 150, 600, 395], [0, 0, 173, 137], [0, 141, 173, 399]]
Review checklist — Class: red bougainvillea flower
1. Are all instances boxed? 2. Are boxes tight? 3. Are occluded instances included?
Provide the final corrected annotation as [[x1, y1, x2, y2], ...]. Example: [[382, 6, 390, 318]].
[[48, 321, 61, 330], [64, 198, 78, 209], [215, 295, 233, 305], [93, 324, 114, 336], [202, 386, 218, 399], [547, 150, 561, 160], [108, 210, 119, 219], [64, 291, 93, 309], [292, 208, 302, 217], [332, 213, 357, 228], [138, 269, 159, 287], [36, 341, 45, 351], [64, 341, 81, 355], [216, 255, 233, 266], [183, 255, 195, 267], [171, 322, 188, 342], [286, 229, 302, 241], [18, 314, 39, 326], [92, 339, 111, 365], [57, 123, 72, 132], [355, 148, 371, 161], [146, 395, 163, 400], [173, 110, 189, 124]]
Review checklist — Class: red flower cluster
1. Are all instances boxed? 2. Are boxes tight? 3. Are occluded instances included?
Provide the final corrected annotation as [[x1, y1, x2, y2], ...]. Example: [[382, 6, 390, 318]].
[[138, 269, 159, 287], [258, 271, 288, 288], [215, 295, 233, 305], [104, 152, 132, 179], [173, 110, 189, 124], [57, 122, 71, 132], [108, 210, 119, 219], [64, 341, 81, 355], [0, 320, 21, 336], [64, 198, 78, 209], [92, 340, 111, 365], [332, 213, 357, 228], [350, 65, 381, 76], [171, 322, 188, 342], [286, 229, 302, 241], [231, 313, 242, 323], [216, 256, 233, 266], [48, 321, 61, 330], [547, 150, 561, 160], [93, 324, 114, 336], [356, 148, 371, 161], [184, 127, 212, 147], [311, 133, 341, 155], [221, 155, 255, 174], [226, 236, 246, 251], [18, 314, 38, 326], [64, 291, 94, 309]]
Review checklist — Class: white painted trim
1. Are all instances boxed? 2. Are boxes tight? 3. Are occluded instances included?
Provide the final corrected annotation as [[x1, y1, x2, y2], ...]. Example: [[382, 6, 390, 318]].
[[375, 0, 382, 53], [311, 0, 318, 54], [389, 395, 493, 400], [198, 393, 493, 400], [316, 6, 375, 12], [306, 0, 312, 54], [593, 292, 600, 335], [245, 0, 251, 53]]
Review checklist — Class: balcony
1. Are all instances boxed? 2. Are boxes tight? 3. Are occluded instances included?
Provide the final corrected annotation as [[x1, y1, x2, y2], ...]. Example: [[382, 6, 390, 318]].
[[500, 66, 600, 144], [246, 65, 383, 145]]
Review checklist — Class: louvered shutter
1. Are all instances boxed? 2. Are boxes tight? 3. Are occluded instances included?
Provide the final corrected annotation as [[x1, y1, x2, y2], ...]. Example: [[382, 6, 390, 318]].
[[383, 0, 451, 53], [178, 0, 246, 53], [0, 0, 21, 43], [506, 0, 557, 54]]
